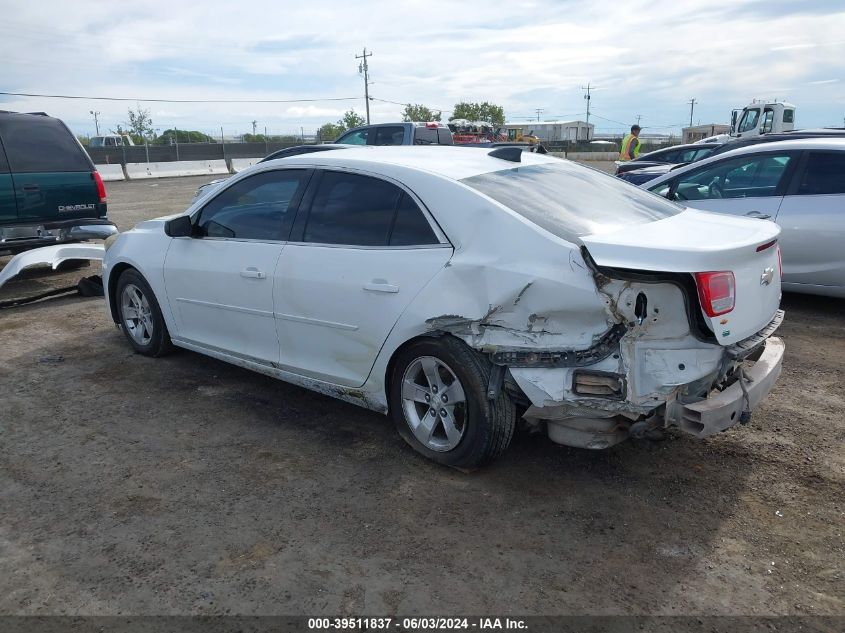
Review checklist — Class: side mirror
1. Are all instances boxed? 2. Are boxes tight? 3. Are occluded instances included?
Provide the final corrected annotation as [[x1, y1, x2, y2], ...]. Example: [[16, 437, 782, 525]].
[[164, 215, 193, 238]]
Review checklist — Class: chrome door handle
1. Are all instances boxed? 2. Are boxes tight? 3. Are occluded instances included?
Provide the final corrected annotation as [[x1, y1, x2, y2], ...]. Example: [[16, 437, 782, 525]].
[[745, 211, 772, 220], [364, 280, 399, 293], [240, 267, 266, 279]]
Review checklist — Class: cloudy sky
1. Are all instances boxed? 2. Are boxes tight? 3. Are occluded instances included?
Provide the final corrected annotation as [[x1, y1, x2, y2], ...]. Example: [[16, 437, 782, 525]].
[[1, 0, 844, 137]]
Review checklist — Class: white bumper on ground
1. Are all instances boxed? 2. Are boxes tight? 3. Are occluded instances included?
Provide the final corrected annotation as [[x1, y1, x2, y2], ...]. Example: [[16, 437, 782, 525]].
[[0, 244, 106, 291]]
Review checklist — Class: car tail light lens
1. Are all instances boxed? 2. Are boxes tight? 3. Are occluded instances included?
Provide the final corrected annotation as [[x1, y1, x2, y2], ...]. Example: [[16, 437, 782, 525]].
[[695, 271, 735, 317], [92, 171, 107, 203], [776, 245, 783, 279]]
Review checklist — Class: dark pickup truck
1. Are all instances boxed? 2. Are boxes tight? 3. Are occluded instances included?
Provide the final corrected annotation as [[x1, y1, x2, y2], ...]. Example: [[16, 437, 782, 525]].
[[0, 111, 116, 253]]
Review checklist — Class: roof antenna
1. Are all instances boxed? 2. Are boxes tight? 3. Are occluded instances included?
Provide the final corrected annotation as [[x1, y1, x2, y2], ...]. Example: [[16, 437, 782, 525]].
[[488, 146, 522, 162]]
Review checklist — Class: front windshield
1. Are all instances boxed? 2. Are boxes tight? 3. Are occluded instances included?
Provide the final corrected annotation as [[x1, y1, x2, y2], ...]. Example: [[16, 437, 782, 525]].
[[461, 161, 682, 243], [738, 109, 761, 133]]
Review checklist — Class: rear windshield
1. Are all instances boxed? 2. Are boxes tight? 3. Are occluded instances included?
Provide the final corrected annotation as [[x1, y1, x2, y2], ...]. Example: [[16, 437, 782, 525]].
[[460, 161, 682, 242], [0, 115, 92, 173]]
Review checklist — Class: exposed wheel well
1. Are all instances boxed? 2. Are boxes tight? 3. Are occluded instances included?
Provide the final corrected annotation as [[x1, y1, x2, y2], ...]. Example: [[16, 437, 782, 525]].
[[107, 262, 136, 323], [384, 332, 447, 402]]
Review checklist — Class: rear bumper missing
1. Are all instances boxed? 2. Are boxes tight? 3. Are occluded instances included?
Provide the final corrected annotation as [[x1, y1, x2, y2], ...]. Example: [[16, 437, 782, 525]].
[[667, 336, 785, 438]]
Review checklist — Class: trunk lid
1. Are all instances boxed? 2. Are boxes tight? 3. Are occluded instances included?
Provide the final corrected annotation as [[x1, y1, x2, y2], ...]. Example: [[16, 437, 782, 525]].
[[581, 209, 781, 345]]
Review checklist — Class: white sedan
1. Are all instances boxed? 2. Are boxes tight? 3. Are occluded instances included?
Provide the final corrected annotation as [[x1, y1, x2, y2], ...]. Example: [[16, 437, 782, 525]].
[[642, 138, 845, 298], [103, 146, 785, 468]]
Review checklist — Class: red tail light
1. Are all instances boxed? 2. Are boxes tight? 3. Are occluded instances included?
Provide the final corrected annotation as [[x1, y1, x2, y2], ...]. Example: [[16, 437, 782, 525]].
[[92, 171, 107, 203], [695, 271, 736, 317], [776, 245, 783, 279]]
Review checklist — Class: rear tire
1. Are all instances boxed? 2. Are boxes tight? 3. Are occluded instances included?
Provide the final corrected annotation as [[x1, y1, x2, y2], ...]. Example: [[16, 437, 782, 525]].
[[115, 269, 173, 357], [389, 336, 515, 469]]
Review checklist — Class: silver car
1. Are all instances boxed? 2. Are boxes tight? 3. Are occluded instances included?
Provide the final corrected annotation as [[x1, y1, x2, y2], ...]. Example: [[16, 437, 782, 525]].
[[642, 138, 845, 298]]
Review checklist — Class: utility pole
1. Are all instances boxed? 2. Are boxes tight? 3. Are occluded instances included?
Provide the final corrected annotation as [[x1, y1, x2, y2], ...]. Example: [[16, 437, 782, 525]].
[[636, 114, 642, 126], [688, 98, 697, 128], [581, 83, 592, 127], [534, 108, 544, 122], [355, 47, 373, 124], [90, 110, 100, 135], [252, 120, 257, 136]]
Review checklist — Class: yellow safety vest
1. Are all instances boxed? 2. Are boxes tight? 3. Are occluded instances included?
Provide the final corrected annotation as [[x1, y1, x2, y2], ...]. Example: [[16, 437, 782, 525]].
[[620, 134, 640, 160]]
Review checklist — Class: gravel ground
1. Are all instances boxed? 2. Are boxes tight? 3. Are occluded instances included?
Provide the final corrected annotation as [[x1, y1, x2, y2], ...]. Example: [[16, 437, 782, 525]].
[[0, 176, 843, 616]]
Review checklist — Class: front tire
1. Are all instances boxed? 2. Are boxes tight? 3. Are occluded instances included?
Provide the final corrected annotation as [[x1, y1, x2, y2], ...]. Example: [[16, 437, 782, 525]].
[[389, 336, 516, 469], [115, 269, 173, 357]]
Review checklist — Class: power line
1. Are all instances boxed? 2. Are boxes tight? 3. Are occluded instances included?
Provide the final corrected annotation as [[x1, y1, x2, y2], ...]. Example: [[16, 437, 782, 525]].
[[0, 91, 360, 104], [369, 97, 452, 114]]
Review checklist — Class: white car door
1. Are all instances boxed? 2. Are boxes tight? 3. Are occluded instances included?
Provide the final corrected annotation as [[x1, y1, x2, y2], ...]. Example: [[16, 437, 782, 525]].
[[163, 168, 311, 364], [651, 152, 796, 221], [273, 169, 452, 387], [775, 150, 845, 290]]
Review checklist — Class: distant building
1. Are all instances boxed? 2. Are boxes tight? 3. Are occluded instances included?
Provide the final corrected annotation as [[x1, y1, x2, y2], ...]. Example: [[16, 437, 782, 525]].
[[683, 124, 730, 143], [502, 120, 594, 142]]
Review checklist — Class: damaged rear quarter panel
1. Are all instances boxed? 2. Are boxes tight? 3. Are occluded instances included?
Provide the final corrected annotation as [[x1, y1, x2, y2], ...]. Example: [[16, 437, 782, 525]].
[[362, 172, 617, 407], [363, 168, 724, 416]]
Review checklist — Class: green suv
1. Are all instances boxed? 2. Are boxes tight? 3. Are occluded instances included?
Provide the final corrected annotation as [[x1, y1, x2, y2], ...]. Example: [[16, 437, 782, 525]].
[[0, 111, 117, 253]]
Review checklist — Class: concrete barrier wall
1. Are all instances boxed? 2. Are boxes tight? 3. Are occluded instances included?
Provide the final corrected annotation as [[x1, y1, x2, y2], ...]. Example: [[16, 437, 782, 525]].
[[95, 164, 125, 181], [573, 160, 617, 174], [547, 152, 617, 174], [566, 151, 619, 161], [124, 160, 229, 180], [230, 158, 260, 173]]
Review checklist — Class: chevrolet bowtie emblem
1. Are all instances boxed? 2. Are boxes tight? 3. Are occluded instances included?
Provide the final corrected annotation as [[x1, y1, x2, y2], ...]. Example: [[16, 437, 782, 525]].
[[760, 267, 775, 286]]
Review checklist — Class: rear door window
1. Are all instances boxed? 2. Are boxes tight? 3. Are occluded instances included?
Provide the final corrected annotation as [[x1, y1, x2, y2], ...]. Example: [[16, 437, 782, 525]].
[[301, 171, 402, 246], [437, 128, 452, 145], [389, 193, 438, 245], [197, 169, 309, 241], [372, 126, 406, 146], [796, 151, 845, 195], [413, 127, 438, 145], [0, 115, 91, 172]]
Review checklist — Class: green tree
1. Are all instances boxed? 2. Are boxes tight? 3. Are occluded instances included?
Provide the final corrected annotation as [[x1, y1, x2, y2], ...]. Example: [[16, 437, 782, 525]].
[[402, 103, 441, 122], [122, 105, 155, 141], [339, 109, 366, 130], [317, 122, 345, 142], [317, 110, 366, 142], [449, 101, 505, 126], [155, 129, 212, 145]]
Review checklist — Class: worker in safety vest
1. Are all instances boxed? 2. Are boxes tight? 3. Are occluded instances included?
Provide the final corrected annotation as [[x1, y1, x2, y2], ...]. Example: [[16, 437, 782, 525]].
[[620, 124, 642, 161]]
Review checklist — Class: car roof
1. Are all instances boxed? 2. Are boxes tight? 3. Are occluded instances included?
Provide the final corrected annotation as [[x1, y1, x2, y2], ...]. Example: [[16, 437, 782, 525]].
[[652, 142, 720, 151], [642, 137, 845, 187], [268, 145, 559, 180], [705, 137, 845, 156]]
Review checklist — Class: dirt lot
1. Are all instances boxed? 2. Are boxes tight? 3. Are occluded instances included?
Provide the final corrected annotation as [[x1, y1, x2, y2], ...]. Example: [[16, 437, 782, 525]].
[[0, 176, 843, 616]]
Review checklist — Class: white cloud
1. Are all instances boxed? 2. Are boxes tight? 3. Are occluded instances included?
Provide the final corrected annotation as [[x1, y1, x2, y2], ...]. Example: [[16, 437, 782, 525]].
[[2, 0, 844, 133]]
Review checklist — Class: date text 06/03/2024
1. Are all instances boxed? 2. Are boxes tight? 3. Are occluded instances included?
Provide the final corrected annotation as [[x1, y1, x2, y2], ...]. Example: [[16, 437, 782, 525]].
[[307, 617, 528, 630]]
